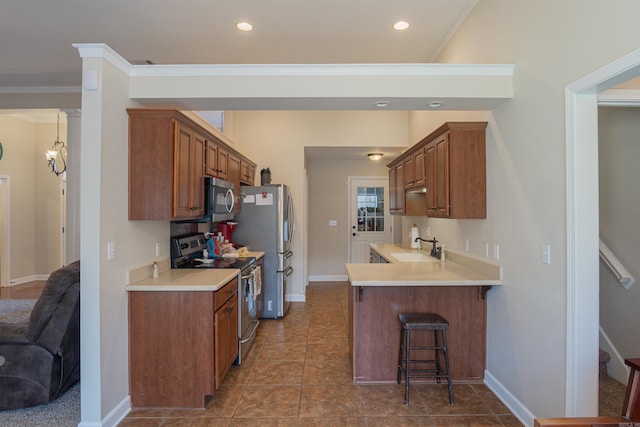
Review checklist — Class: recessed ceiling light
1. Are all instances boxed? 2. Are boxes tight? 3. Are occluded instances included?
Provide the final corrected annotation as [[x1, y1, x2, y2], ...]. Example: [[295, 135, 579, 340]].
[[236, 22, 254, 31], [393, 21, 410, 31], [375, 101, 390, 108], [428, 101, 443, 108]]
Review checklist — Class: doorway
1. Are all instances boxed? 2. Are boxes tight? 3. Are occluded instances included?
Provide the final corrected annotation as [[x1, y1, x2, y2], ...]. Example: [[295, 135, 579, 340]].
[[566, 48, 640, 415], [348, 176, 392, 263]]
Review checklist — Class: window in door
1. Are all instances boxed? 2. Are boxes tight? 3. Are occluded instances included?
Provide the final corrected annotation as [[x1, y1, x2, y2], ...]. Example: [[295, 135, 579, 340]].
[[356, 186, 385, 232]]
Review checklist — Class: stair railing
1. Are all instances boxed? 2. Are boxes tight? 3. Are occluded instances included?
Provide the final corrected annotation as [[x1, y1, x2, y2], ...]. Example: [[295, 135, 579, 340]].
[[599, 239, 635, 289]]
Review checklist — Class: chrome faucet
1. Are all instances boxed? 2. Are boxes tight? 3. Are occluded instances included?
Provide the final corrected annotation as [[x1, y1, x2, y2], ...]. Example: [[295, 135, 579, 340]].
[[414, 237, 440, 258]]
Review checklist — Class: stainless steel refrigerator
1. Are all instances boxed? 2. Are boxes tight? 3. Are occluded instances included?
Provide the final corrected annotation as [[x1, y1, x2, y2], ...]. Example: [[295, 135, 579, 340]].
[[234, 184, 294, 318]]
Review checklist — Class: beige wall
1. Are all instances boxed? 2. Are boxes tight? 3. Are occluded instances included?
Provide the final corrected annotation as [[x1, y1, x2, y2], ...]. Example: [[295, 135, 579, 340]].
[[307, 158, 389, 277], [0, 114, 64, 285], [429, 0, 640, 419], [598, 107, 640, 376]]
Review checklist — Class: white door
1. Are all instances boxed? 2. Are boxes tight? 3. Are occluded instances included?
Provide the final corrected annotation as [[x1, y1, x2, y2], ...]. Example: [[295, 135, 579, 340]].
[[348, 177, 392, 263]]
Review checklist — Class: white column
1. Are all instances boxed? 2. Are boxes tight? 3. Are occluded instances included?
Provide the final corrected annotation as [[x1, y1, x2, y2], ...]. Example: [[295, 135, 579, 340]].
[[63, 109, 81, 264]]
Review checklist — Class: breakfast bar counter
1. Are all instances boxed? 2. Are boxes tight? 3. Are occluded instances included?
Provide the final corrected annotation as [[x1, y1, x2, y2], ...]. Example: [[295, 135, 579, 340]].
[[346, 244, 502, 384]]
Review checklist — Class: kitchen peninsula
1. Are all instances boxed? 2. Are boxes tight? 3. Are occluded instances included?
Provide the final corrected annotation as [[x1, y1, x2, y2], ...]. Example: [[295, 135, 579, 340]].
[[346, 243, 502, 383]]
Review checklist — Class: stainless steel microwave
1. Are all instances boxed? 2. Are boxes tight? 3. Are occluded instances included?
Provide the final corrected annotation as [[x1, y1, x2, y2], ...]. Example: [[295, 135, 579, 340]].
[[201, 177, 235, 222]]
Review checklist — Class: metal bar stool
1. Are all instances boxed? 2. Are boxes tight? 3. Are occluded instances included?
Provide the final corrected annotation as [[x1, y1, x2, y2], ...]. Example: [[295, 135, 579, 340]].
[[397, 312, 453, 405]]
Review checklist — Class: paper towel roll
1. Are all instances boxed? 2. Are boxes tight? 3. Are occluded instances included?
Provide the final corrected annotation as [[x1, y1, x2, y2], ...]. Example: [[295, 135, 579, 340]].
[[410, 225, 420, 248]]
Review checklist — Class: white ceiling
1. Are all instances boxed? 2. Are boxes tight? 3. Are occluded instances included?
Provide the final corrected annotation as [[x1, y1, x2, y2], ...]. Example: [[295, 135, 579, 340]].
[[0, 0, 478, 89]]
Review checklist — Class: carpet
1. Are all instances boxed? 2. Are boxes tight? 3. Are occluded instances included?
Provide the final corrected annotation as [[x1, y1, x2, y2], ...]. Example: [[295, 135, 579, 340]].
[[0, 299, 36, 324], [0, 299, 80, 426], [0, 383, 80, 427]]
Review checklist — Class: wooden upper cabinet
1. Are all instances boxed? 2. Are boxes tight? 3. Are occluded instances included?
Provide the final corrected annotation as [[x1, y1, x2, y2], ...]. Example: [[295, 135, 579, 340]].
[[427, 123, 486, 219], [389, 122, 487, 219], [128, 109, 205, 221], [128, 109, 257, 221]]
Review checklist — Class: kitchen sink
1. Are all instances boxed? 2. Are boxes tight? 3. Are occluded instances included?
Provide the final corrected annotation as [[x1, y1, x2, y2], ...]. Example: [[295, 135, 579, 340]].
[[390, 252, 437, 262]]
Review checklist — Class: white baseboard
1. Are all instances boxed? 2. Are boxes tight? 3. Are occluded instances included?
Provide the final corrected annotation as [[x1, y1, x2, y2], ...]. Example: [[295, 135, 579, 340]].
[[7, 274, 49, 287], [286, 294, 306, 302], [99, 395, 131, 427], [308, 275, 348, 282], [484, 369, 536, 427], [599, 326, 630, 385]]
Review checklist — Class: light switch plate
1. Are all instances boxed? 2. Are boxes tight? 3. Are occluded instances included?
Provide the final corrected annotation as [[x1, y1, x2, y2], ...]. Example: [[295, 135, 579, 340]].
[[107, 241, 116, 261], [328, 220, 337, 227], [542, 244, 551, 264]]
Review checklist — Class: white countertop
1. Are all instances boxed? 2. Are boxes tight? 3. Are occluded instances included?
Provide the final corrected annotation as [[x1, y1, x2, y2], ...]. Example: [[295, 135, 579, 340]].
[[126, 250, 264, 292], [345, 243, 502, 287]]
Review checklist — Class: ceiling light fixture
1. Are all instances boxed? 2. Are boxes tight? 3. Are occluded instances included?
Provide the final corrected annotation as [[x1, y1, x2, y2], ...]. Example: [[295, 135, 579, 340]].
[[375, 100, 390, 108], [393, 21, 410, 31], [428, 101, 443, 108], [368, 153, 384, 161], [45, 113, 67, 176], [236, 22, 254, 31]]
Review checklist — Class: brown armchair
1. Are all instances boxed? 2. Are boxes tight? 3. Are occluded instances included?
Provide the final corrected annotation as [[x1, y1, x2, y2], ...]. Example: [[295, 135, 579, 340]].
[[0, 261, 80, 410], [535, 358, 640, 427]]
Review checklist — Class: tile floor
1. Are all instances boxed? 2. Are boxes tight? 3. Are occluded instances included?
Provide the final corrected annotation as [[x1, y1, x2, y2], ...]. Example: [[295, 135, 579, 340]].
[[120, 282, 523, 426]]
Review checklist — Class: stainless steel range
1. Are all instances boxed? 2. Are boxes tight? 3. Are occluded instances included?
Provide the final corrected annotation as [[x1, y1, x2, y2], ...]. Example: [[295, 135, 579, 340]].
[[170, 233, 261, 365]]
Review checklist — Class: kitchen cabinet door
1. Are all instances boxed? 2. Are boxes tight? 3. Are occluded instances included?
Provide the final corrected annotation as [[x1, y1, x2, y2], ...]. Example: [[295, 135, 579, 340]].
[[217, 146, 229, 180], [403, 155, 414, 189], [413, 148, 426, 188], [205, 140, 219, 177], [389, 162, 405, 215], [433, 133, 450, 217], [240, 160, 256, 185], [172, 123, 205, 219], [214, 295, 238, 389]]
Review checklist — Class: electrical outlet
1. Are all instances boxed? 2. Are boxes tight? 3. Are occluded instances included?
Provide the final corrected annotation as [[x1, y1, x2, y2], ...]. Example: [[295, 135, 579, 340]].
[[493, 244, 500, 260], [465, 239, 470, 252], [485, 242, 490, 258], [155, 242, 160, 258], [425, 226, 431, 237]]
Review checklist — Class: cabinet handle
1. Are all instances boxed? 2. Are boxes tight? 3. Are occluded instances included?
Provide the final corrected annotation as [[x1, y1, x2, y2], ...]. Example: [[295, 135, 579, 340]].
[[227, 306, 234, 313]]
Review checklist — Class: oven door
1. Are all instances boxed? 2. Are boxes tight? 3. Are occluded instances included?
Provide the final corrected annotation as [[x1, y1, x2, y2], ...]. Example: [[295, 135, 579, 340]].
[[237, 267, 259, 365]]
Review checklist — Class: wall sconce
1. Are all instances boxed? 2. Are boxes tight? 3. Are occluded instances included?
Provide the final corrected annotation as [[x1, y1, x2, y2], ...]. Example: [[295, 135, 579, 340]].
[[368, 153, 384, 161], [46, 113, 66, 176]]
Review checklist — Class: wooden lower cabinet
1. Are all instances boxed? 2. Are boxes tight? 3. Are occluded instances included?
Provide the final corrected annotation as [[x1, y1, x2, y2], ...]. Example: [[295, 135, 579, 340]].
[[348, 285, 487, 383], [128, 277, 238, 408], [214, 293, 238, 388]]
